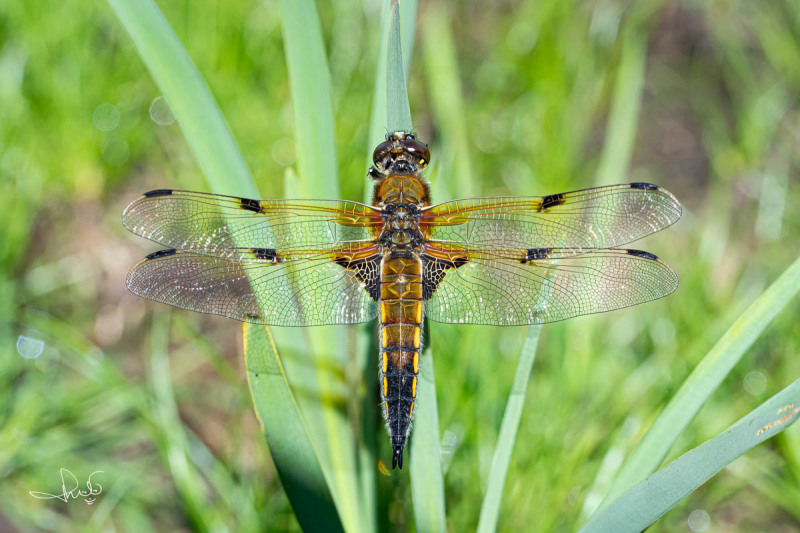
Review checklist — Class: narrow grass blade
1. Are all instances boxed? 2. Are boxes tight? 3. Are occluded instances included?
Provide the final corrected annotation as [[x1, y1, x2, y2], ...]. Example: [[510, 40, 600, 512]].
[[477, 326, 541, 533], [106, 0, 257, 197], [581, 378, 800, 533], [148, 314, 215, 531], [600, 255, 800, 508], [410, 330, 446, 532], [386, 0, 412, 133], [244, 323, 344, 533], [594, 25, 646, 187], [421, 3, 477, 199]]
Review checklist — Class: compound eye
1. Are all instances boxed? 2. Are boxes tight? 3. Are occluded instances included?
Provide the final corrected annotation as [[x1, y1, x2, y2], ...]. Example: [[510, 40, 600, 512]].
[[403, 139, 430, 167], [372, 140, 393, 166]]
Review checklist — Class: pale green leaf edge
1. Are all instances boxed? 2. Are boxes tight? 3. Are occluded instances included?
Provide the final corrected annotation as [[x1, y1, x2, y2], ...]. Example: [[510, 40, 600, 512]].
[[600, 254, 800, 508], [582, 377, 800, 532]]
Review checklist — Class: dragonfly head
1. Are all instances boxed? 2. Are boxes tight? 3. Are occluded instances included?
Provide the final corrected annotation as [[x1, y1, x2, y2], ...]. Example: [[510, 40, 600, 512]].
[[371, 131, 430, 177]]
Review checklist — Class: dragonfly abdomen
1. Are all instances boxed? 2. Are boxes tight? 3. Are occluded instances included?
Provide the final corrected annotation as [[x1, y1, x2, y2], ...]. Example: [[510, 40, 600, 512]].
[[379, 253, 423, 469]]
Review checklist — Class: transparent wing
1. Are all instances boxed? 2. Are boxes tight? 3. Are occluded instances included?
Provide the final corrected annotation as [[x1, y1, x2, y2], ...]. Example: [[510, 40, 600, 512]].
[[126, 244, 380, 326], [421, 183, 681, 250], [423, 245, 678, 326], [122, 189, 383, 256]]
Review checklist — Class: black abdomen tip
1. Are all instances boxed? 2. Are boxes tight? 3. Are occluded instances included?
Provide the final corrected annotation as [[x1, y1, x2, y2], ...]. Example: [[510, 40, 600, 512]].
[[392, 445, 404, 470]]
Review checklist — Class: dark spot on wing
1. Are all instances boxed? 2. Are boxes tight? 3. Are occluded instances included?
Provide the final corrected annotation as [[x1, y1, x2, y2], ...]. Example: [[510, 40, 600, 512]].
[[145, 249, 177, 260], [252, 248, 279, 262], [627, 249, 658, 260], [540, 193, 566, 209], [630, 182, 659, 191], [239, 197, 263, 213], [334, 255, 381, 301], [422, 254, 469, 299], [144, 189, 173, 198], [523, 248, 552, 263]]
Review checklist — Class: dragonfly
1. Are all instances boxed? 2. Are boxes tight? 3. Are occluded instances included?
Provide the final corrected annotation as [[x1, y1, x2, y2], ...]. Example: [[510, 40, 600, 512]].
[[122, 131, 682, 470]]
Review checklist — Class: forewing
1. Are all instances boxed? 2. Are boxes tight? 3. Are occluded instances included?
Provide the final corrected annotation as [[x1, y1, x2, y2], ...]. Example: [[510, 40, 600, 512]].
[[421, 183, 681, 250], [126, 245, 380, 326], [423, 245, 678, 326], [122, 190, 382, 255]]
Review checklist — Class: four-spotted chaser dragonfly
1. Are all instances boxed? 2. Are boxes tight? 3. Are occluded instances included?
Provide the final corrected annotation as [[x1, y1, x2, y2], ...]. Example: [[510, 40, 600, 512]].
[[122, 131, 681, 469]]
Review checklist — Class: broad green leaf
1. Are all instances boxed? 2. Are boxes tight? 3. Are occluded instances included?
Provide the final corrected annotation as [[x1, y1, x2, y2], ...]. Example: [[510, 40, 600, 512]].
[[477, 326, 541, 533], [582, 377, 800, 532], [600, 255, 800, 507], [244, 323, 344, 533]]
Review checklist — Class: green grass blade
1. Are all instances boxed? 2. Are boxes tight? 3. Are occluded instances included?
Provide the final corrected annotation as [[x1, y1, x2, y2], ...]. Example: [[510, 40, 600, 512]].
[[600, 255, 800, 508], [279, 0, 339, 198], [366, 0, 417, 173], [477, 326, 541, 533], [106, 0, 257, 197], [107, 1, 351, 529], [148, 314, 217, 531], [594, 25, 646, 187], [278, 2, 366, 530], [410, 333, 446, 532], [386, 0, 412, 133], [421, 3, 477, 199], [244, 323, 344, 533], [581, 377, 800, 532]]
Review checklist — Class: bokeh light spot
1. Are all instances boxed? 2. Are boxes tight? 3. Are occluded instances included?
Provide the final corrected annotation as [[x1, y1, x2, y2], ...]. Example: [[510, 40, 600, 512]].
[[743, 371, 767, 397], [688, 509, 711, 532], [93, 103, 120, 131], [103, 137, 130, 166], [149, 96, 176, 125], [16, 335, 44, 359]]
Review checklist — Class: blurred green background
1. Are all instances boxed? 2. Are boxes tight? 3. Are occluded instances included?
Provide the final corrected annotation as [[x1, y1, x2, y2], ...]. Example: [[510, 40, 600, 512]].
[[2, 0, 799, 531]]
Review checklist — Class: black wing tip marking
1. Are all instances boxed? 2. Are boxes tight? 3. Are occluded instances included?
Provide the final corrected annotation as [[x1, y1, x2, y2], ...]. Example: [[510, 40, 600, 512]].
[[523, 248, 553, 263], [540, 193, 566, 209], [143, 189, 174, 198], [629, 182, 660, 191], [142, 189, 173, 198], [627, 249, 659, 261], [239, 197, 264, 213], [145, 249, 178, 260]]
